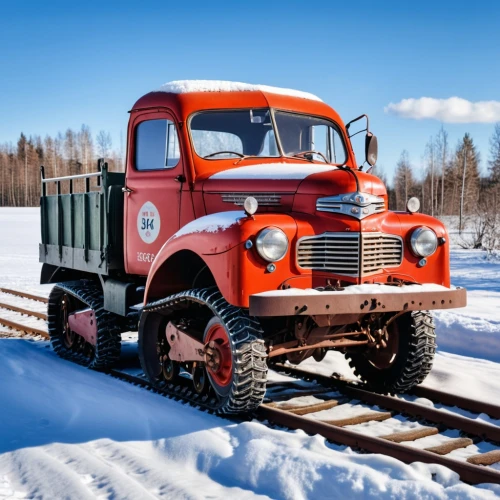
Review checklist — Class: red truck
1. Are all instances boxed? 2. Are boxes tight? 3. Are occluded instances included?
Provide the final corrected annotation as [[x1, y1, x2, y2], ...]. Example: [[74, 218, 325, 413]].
[[39, 80, 466, 413]]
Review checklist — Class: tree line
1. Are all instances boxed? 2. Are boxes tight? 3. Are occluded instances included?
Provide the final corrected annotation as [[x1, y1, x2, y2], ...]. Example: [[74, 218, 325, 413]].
[[0, 126, 122, 207], [376, 123, 500, 251], [1, 122, 499, 222], [380, 124, 500, 218]]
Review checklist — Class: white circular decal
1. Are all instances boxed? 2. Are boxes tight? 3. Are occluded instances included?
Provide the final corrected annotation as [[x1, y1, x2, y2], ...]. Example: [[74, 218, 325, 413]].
[[137, 202, 161, 244]]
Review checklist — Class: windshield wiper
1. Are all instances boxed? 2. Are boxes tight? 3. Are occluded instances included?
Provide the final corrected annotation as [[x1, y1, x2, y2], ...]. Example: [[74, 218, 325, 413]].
[[203, 151, 245, 159]]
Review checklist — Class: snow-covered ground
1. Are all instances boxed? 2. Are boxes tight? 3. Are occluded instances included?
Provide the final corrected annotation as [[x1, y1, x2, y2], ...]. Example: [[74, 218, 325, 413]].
[[1, 208, 500, 499]]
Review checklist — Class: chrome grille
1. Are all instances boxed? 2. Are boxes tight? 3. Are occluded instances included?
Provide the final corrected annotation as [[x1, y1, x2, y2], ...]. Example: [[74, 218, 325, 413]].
[[361, 233, 403, 276], [297, 233, 361, 276], [221, 192, 281, 206], [297, 232, 403, 277]]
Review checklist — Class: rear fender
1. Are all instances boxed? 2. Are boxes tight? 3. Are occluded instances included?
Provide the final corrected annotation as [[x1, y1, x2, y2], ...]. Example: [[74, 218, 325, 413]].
[[144, 211, 298, 307]]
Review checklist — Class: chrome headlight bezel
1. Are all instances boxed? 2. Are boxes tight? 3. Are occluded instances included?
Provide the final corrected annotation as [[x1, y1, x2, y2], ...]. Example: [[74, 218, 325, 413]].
[[410, 226, 438, 257], [255, 227, 289, 262]]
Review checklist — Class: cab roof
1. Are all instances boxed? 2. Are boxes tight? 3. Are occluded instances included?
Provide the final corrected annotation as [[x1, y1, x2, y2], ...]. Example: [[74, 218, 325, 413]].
[[131, 80, 345, 127]]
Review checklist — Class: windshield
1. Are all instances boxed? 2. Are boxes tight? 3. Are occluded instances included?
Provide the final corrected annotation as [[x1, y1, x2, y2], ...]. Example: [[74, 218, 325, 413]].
[[274, 111, 347, 164], [190, 109, 279, 159], [189, 108, 347, 164]]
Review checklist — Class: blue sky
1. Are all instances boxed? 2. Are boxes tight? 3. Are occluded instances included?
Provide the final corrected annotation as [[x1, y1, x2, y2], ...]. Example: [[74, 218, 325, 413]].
[[1, 0, 499, 180]]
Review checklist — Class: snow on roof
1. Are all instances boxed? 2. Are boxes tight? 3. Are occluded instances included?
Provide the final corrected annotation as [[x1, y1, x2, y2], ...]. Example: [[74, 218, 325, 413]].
[[209, 163, 337, 180], [157, 80, 322, 102]]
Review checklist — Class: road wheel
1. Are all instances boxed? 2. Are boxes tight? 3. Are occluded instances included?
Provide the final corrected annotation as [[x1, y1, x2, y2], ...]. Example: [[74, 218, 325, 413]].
[[346, 310, 436, 393]]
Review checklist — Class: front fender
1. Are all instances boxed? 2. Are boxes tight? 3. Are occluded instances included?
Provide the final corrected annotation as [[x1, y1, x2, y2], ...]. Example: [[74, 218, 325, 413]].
[[144, 211, 299, 307]]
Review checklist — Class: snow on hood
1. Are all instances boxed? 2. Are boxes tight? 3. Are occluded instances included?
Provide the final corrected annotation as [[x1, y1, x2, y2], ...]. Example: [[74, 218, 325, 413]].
[[209, 163, 337, 180], [157, 80, 322, 102], [171, 211, 246, 238]]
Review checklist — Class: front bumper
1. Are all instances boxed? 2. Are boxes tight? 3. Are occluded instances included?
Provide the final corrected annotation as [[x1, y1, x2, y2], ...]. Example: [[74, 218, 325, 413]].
[[249, 284, 466, 317]]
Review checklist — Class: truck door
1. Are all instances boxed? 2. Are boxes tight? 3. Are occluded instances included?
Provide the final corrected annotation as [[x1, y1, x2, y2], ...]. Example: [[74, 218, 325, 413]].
[[124, 111, 184, 276]]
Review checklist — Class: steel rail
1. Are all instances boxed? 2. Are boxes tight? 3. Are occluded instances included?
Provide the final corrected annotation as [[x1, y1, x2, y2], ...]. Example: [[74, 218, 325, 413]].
[[0, 288, 48, 303], [413, 386, 500, 420], [0, 302, 47, 320], [273, 364, 500, 442], [0, 316, 49, 338], [257, 404, 500, 486]]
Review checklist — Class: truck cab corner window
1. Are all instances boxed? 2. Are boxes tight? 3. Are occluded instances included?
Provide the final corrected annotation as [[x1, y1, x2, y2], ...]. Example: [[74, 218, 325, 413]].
[[135, 119, 180, 171]]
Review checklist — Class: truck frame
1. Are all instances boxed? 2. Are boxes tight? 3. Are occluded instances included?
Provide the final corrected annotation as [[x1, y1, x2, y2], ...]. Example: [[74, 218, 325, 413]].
[[39, 80, 466, 413]]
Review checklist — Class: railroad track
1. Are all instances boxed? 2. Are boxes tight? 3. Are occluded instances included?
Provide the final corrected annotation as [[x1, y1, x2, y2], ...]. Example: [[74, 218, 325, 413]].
[[3, 287, 500, 486], [0, 288, 49, 338]]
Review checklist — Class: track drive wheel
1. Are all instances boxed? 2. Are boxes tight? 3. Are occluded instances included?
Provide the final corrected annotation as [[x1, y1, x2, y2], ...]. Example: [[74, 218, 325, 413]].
[[47, 283, 122, 369], [345, 310, 436, 393], [139, 288, 268, 414]]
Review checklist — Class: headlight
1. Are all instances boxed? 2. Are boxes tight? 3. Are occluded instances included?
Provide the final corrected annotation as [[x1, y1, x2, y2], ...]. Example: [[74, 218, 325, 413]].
[[410, 227, 438, 257], [255, 227, 289, 262]]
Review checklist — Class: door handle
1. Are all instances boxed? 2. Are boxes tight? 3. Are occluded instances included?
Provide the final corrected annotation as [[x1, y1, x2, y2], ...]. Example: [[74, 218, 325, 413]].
[[175, 175, 186, 183], [122, 187, 134, 193]]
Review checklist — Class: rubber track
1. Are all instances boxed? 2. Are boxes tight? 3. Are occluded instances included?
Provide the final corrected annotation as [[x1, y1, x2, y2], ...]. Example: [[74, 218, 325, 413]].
[[142, 287, 268, 414], [47, 282, 122, 369], [347, 310, 436, 393]]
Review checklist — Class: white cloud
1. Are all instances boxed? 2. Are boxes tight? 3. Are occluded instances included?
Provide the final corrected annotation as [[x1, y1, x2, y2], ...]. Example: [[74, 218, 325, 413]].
[[385, 97, 500, 123]]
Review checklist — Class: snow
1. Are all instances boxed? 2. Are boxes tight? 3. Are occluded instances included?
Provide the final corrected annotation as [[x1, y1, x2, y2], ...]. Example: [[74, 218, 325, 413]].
[[254, 282, 455, 297], [1, 208, 500, 498], [157, 80, 323, 102], [171, 211, 246, 239], [210, 163, 337, 180]]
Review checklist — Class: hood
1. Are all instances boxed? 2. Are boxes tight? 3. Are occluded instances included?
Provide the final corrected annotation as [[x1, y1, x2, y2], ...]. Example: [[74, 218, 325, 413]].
[[200, 162, 386, 215], [296, 169, 387, 197], [201, 162, 339, 213]]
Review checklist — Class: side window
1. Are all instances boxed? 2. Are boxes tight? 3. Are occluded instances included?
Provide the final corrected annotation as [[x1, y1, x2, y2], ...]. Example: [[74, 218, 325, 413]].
[[135, 119, 180, 171]]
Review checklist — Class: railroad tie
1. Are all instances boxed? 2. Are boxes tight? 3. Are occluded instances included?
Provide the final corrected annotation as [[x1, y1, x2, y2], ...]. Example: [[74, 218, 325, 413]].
[[467, 450, 500, 466], [425, 438, 474, 456], [323, 411, 392, 427], [381, 426, 439, 443], [267, 400, 339, 415]]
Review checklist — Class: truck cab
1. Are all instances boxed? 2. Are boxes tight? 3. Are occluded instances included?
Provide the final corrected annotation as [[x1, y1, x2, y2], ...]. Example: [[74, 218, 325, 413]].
[[40, 80, 466, 414]]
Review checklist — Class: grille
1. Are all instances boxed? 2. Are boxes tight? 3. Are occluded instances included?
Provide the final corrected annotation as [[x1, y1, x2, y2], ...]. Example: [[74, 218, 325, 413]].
[[361, 233, 403, 275], [221, 193, 281, 206], [297, 232, 403, 277], [297, 233, 361, 276]]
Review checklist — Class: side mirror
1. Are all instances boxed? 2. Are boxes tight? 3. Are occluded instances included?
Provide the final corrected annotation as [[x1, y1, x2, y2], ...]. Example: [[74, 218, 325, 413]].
[[365, 133, 378, 166]]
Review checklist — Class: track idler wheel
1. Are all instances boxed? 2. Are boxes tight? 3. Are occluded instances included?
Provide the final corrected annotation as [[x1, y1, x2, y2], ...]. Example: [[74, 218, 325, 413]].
[[162, 355, 179, 382], [192, 362, 209, 394]]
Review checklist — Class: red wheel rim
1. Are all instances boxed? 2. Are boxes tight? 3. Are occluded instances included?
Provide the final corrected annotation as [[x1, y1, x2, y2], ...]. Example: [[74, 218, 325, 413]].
[[205, 323, 233, 387]]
